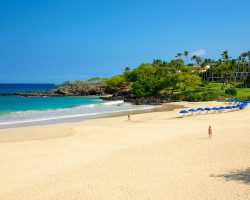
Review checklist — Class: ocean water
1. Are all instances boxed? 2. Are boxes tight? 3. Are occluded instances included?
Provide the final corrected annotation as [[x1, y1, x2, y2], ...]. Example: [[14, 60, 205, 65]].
[[0, 84, 155, 126], [0, 83, 57, 94]]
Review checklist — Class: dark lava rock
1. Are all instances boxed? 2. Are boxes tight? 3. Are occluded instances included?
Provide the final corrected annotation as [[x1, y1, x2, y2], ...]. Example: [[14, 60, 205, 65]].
[[100, 92, 176, 105]]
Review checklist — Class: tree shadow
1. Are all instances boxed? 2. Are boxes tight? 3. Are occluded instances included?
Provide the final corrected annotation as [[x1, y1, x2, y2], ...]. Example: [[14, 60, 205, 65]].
[[211, 167, 250, 185]]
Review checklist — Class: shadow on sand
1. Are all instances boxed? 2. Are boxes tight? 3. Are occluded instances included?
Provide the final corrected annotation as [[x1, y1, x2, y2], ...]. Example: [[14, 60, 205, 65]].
[[211, 167, 250, 185]]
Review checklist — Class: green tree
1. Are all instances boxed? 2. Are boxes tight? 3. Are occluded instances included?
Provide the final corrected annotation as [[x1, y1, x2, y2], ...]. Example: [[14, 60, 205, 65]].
[[125, 63, 161, 96], [176, 53, 182, 58], [191, 55, 202, 66], [210, 51, 236, 90], [105, 74, 126, 93], [221, 50, 230, 60], [177, 73, 202, 93], [183, 51, 189, 65], [169, 59, 185, 70], [152, 59, 163, 67], [132, 74, 161, 97]]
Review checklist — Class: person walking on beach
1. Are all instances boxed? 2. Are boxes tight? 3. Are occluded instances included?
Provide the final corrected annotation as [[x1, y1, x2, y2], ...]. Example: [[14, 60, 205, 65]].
[[208, 126, 212, 138], [128, 114, 131, 121]]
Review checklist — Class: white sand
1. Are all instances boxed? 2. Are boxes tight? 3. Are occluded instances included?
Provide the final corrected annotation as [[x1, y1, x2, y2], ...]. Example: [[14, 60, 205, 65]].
[[0, 101, 249, 200]]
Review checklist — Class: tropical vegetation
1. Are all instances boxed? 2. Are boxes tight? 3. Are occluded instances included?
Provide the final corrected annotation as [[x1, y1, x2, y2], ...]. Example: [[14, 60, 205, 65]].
[[57, 50, 250, 101]]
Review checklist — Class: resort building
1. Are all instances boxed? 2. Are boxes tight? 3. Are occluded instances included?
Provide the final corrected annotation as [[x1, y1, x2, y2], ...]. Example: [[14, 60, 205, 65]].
[[204, 61, 250, 82]]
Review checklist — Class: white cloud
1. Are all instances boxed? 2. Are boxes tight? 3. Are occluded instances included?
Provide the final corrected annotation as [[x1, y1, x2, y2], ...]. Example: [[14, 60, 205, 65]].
[[191, 49, 206, 56]]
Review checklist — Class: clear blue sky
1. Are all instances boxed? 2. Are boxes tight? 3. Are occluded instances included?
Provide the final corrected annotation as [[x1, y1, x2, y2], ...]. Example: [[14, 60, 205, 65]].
[[1, 0, 250, 83]]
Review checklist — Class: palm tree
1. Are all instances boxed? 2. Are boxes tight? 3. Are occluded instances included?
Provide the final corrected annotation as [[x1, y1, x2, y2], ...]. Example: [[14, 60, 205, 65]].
[[229, 59, 238, 85], [183, 51, 189, 65], [176, 53, 182, 58], [221, 50, 230, 60], [191, 55, 196, 66], [191, 55, 202, 66]]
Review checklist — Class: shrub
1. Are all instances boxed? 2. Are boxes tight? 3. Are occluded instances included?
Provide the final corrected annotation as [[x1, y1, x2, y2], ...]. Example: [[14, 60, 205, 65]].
[[201, 91, 220, 101], [181, 90, 202, 101], [225, 86, 237, 96], [180, 90, 221, 102]]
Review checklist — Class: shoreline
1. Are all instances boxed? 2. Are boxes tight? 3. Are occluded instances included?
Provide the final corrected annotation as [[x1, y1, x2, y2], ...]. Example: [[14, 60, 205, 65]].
[[0, 102, 184, 129]]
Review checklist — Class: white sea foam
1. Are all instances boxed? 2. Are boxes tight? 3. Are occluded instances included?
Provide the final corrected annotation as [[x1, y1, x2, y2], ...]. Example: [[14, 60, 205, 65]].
[[0, 101, 157, 126], [102, 100, 124, 105]]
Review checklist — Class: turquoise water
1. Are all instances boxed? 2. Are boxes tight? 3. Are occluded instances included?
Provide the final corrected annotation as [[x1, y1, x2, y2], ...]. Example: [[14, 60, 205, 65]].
[[0, 83, 101, 114], [0, 84, 155, 126], [0, 96, 102, 114]]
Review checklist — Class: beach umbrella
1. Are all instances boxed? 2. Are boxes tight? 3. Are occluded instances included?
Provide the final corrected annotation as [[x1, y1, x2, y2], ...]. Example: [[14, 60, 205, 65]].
[[238, 100, 249, 105], [231, 105, 237, 110], [239, 105, 245, 110], [236, 104, 241, 110], [225, 106, 233, 111], [204, 107, 211, 113], [180, 110, 189, 117], [212, 107, 218, 113], [188, 108, 197, 115], [196, 108, 204, 113], [218, 107, 224, 111], [239, 103, 248, 109], [218, 106, 225, 112], [241, 101, 249, 105]]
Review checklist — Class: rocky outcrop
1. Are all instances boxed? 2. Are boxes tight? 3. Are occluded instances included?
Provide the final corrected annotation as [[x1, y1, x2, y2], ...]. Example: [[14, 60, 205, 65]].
[[0, 84, 107, 97], [100, 91, 177, 105], [0, 84, 178, 105]]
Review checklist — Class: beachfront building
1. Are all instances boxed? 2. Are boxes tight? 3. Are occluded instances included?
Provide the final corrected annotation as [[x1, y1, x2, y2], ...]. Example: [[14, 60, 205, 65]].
[[204, 61, 250, 82]]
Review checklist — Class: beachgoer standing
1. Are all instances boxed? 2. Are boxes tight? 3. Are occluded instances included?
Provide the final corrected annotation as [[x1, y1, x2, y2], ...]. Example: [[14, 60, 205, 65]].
[[208, 126, 212, 138], [128, 114, 131, 121]]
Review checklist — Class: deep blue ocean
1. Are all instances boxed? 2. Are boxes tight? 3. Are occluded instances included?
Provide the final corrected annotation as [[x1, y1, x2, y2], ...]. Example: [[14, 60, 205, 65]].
[[0, 84, 154, 126], [0, 83, 57, 94]]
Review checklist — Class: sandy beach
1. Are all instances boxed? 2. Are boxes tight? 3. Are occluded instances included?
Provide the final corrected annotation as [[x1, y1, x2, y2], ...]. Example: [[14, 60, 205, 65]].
[[0, 101, 249, 200]]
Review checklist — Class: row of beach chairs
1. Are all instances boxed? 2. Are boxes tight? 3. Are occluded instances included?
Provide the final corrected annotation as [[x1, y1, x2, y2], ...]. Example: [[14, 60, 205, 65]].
[[180, 99, 249, 117]]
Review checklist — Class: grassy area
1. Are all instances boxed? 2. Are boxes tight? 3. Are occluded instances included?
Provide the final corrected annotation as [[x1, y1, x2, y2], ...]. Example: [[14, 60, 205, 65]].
[[206, 82, 222, 90], [206, 82, 250, 100], [236, 88, 250, 100]]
